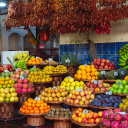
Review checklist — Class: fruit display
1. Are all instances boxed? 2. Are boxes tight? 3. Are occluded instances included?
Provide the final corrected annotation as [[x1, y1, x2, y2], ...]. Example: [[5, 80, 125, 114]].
[[11, 68, 29, 82], [61, 53, 82, 65], [46, 107, 72, 118], [109, 80, 128, 94], [0, 64, 13, 72], [43, 65, 68, 74], [72, 108, 103, 124], [92, 58, 116, 70], [41, 60, 60, 65], [119, 96, 128, 111], [85, 80, 110, 93], [74, 65, 98, 80], [98, 68, 128, 80], [0, 78, 18, 102], [28, 57, 43, 65], [29, 68, 42, 72], [101, 109, 128, 128], [60, 77, 85, 91], [65, 90, 95, 106], [91, 94, 122, 108], [20, 98, 50, 114], [15, 61, 27, 71], [28, 71, 52, 83], [14, 78, 35, 93], [0, 70, 14, 78], [38, 86, 68, 102]]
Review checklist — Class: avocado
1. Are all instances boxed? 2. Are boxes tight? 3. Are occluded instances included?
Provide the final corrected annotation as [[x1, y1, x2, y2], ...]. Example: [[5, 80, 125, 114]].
[[106, 72, 115, 80], [98, 72, 104, 79], [117, 68, 128, 79]]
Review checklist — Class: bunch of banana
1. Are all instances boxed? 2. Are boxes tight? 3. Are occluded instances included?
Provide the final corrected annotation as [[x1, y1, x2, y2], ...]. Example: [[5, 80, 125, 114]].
[[15, 61, 27, 71], [13, 52, 30, 62], [119, 52, 128, 69], [119, 44, 128, 56]]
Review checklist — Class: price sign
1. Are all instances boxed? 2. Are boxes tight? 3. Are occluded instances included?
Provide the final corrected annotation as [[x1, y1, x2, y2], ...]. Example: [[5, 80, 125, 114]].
[[4, 69, 10, 73], [66, 76, 71, 79], [101, 71, 105, 74], [35, 97, 41, 101], [53, 86, 57, 90], [83, 110, 89, 114], [33, 66, 36, 69], [49, 58, 53, 61], [16, 68, 19, 71], [94, 80, 98, 84], [3, 65, 6, 68], [118, 112, 126, 115], [106, 91, 112, 95], [36, 56, 40, 59], [76, 89, 83, 91], [20, 75, 24, 80], [114, 72, 118, 76], [117, 82, 121, 85], [65, 59, 70, 63]]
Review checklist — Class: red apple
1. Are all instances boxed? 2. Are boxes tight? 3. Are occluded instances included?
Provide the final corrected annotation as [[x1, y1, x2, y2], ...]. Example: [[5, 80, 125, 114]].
[[112, 66, 116, 69], [79, 100, 84, 105], [106, 59, 110, 63], [110, 63, 113, 66], [101, 63, 105, 66], [104, 65, 108, 69], [97, 58, 101, 62], [108, 66, 112, 69], [86, 95, 91, 100], [72, 95, 77, 100], [75, 91, 80, 95], [66, 98, 71, 103], [80, 91, 85, 96], [94, 59, 97, 64], [101, 87, 106, 92], [84, 90, 88, 96], [70, 99, 74, 104], [82, 118, 88, 123], [101, 59, 106, 63], [83, 86, 87, 90], [93, 113, 99, 119], [74, 99, 79, 104], [98, 84, 103, 88], [90, 84, 93, 88], [78, 117, 82, 123], [93, 84, 98, 88], [86, 82, 90, 87], [96, 61, 101, 66], [99, 66, 103, 69], [95, 65, 99, 69], [89, 88, 95, 94], [81, 96, 86, 101], [91, 94, 95, 100], [95, 118, 101, 124], [77, 95, 82, 100]]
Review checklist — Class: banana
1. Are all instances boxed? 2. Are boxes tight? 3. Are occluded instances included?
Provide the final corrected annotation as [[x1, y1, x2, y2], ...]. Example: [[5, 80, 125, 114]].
[[120, 55, 127, 61], [119, 59, 126, 63], [124, 65, 128, 69], [119, 63, 126, 66]]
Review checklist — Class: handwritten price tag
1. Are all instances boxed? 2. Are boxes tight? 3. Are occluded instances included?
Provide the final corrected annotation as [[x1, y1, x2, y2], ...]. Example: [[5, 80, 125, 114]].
[[66, 76, 71, 79], [4, 69, 10, 73], [101, 71, 105, 74], [106, 91, 112, 95], [65, 59, 70, 63], [53, 86, 57, 90], [83, 110, 89, 114], [20, 75, 24, 80], [94, 80, 98, 84], [33, 66, 36, 69], [118, 112, 126, 115], [49, 58, 53, 61], [35, 97, 41, 101], [117, 82, 121, 85], [84, 64, 87, 67], [16, 68, 19, 71], [114, 72, 118, 76], [76, 89, 83, 91], [3, 65, 6, 68]]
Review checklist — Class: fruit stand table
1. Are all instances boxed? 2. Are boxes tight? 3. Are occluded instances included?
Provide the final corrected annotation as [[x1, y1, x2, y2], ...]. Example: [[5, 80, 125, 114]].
[[45, 116, 71, 128]]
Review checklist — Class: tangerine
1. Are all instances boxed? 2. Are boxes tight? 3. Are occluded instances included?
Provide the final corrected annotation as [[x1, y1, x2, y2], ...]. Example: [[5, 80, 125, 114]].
[[87, 76, 92, 80], [81, 71, 86, 75], [77, 70, 82, 74], [35, 110, 39, 113], [82, 75, 87, 80]]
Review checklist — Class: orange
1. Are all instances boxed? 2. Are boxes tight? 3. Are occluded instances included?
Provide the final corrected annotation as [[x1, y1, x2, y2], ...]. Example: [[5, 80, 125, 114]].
[[32, 61, 36, 65], [22, 105, 26, 109], [43, 107, 47, 110], [91, 76, 96, 80], [95, 72, 98, 76], [20, 108, 23, 112], [47, 105, 50, 109], [77, 74, 82, 79], [28, 98, 33, 103], [87, 65, 91, 69], [79, 65, 85, 70], [36, 103, 41, 107], [30, 110, 34, 113], [86, 72, 90, 76], [87, 76, 91, 80], [28, 61, 32, 65], [95, 76, 98, 80], [41, 104, 44, 107], [81, 66, 86, 71], [82, 75, 87, 80], [40, 58, 43, 62], [44, 109, 48, 113], [81, 71, 86, 75], [34, 107, 39, 111], [32, 100, 37, 104], [28, 107, 33, 110], [31, 57, 36, 61], [26, 110, 30, 113], [74, 74, 78, 79], [86, 68, 91, 73], [35, 110, 39, 113], [37, 100, 42, 104], [40, 107, 44, 110], [90, 65, 95, 69], [91, 72, 95, 77], [77, 70, 82, 74], [41, 110, 44, 113], [28, 103, 32, 107], [32, 104, 36, 108], [22, 109, 26, 113], [24, 101, 28, 106], [43, 103, 47, 107]]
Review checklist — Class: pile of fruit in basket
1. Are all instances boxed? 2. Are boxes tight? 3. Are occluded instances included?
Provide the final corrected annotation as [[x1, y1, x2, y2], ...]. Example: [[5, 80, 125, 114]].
[[0, 69, 14, 78], [92, 58, 116, 70], [41, 60, 60, 65], [72, 108, 103, 124], [28, 71, 52, 83], [85, 80, 110, 92], [46, 107, 73, 118], [119, 96, 128, 112], [0, 64, 13, 72], [101, 109, 128, 128], [65, 90, 95, 105], [43, 65, 68, 74], [28, 57, 43, 65], [38, 86, 68, 102], [20, 98, 50, 114], [14, 78, 35, 93], [110, 80, 128, 94], [91, 94, 122, 107], [74, 65, 98, 80], [0, 77, 18, 102], [60, 77, 85, 91]]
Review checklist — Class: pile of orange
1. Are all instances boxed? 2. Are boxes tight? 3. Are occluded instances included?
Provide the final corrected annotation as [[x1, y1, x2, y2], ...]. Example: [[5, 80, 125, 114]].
[[28, 57, 43, 65], [20, 98, 50, 114], [74, 65, 99, 80]]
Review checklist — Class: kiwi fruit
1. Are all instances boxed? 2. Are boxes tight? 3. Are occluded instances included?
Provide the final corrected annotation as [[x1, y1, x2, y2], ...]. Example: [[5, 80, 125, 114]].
[[51, 111, 54, 115], [65, 108, 70, 112], [51, 114, 55, 118], [60, 108, 64, 112], [55, 111, 60, 115]]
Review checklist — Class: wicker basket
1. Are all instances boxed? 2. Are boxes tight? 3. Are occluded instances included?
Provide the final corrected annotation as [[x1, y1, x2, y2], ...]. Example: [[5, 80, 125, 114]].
[[66, 64, 79, 77], [44, 101, 63, 108], [71, 119, 100, 128], [50, 73, 67, 87], [17, 91, 35, 108], [90, 105, 118, 110], [45, 116, 72, 128], [19, 112, 46, 126], [0, 102, 16, 119], [34, 82, 52, 96]]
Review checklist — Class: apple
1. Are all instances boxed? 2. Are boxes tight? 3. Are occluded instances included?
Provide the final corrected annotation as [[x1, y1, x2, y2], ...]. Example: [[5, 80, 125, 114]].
[[83, 86, 87, 90], [93, 113, 98, 119], [77, 95, 82, 100], [10, 87, 15, 93], [81, 96, 86, 101], [101, 62, 105, 66], [106, 88, 110, 92], [56, 92, 61, 97], [123, 89, 127, 94], [104, 65, 108, 69], [69, 78, 74, 83], [95, 88, 100, 92], [86, 113, 92, 119], [91, 94, 95, 100], [79, 100, 84, 105], [95, 65, 99, 69], [98, 84, 103, 88], [80, 91, 85, 96], [0, 88, 4, 93], [74, 99, 79, 104], [66, 98, 70, 103], [103, 83, 108, 88], [71, 82, 76, 87], [11, 92, 17, 97], [75, 85, 80, 90], [68, 94, 73, 98], [86, 95, 91, 100], [89, 118, 95, 124], [82, 118, 88, 123], [93, 84, 98, 88], [98, 111, 103, 117], [6, 93, 11, 98], [14, 97, 18, 102], [108, 66, 112, 69], [86, 82, 90, 87], [7, 84, 11, 88], [66, 86, 70, 91], [59, 97, 63, 101], [89, 88, 95, 94], [84, 90, 89, 95], [61, 81, 66, 86], [4, 97, 10, 102], [125, 85, 128, 90], [66, 82, 71, 87], [78, 117, 82, 123], [75, 81, 80, 86], [88, 91, 91, 95], [101, 87, 106, 92], [10, 97, 15, 102], [80, 81, 85, 86], [96, 61, 100, 66], [69, 99, 74, 104], [117, 89, 122, 94], [1, 93, 5, 97], [0, 97, 4, 102], [106, 59, 110, 63], [75, 91, 80, 95], [95, 118, 101, 124], [4, 88, 10, 94], [98, 80, 103, 84], [69, 86, 74, 91], [99, 66, 103, 69], [64, 78, 69, 82], [119, 85, 124, 90], [90, 84, 93, 88], [72, 95, 77, 100]]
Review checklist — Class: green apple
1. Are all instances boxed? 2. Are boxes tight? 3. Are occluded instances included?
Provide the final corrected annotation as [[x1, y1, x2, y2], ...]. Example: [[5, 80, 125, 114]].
[[9, 87, 15, 93], [2, 84, 7, 88], [66, 82, 71, 87], [14, 97, 18, 102], [71, 82, 76, 87], [4, 97, 10, 102], [10, 97, 15, 102], [113, 89, 117, 93], [7, 84, 11, 88], [1, 93, 5, 97], [11, 93, 17, 97], [125, 85, 128, 90], [119, 85, 124, 90], [66, 86, 70, 91], [6, 93, 11, 98], [69, 78, 74, 83], [0, 97, 4, 102], [112, 84, 117, 89], [64, 78, 69, 82], [122, 80, 127, 86], [116, 80, 122, 85], [123, 89, 127, 94], [115, 84, 119, 89], [4, 81, 8, 85], [69, 86, 74, 91], [0, 88, 4, 93], [117, 89, 122, 94], [75, 81, 80, 86], [4, 88, 10, 94], [11, 84, 14, 87], [60, 85, 65, 89], [109, 88, 114, 92], [80, 81, 85, 86]]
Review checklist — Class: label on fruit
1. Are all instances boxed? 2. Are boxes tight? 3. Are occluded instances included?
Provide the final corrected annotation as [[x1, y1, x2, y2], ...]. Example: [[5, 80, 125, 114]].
[[16, 68, 19, 71], [35, 97, 41, 101], [117, 82, 121, 85], [65, 59, 70, 63], [66, 76, 71, 79], [114, 72, 118, 76], [94, 80, 98, 84], [3, 65, 6, 67], [76, 89, 83, 91], [49, 58, 53, 61], [118, 112, 126, 115], [101, 71, 105, 74], [33, 66, 36, 69], [53, 86, 57, 90], [106, 91, 112, 95], [83, 110, 89, 114], [20, 75, 24, 80]]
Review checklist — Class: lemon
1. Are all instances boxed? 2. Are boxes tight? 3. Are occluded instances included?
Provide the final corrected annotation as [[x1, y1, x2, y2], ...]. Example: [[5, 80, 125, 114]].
[[6, 77, 10, 81], [42, 79, 46, 82]]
